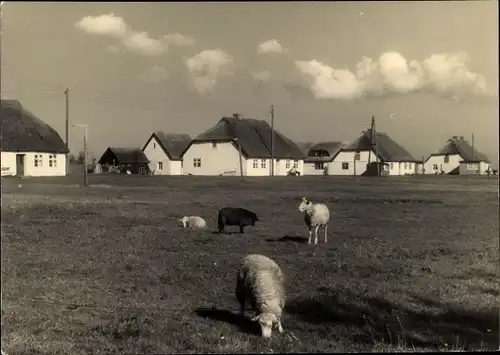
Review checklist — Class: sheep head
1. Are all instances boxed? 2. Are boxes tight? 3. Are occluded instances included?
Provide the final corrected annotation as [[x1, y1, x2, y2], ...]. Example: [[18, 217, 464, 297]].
[[251, 312, 279, 338], [179, 216, 188, 228], [298, 197, 312, 212]]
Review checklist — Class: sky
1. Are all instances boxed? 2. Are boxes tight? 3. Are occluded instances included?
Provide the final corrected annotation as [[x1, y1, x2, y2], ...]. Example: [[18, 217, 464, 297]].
[[1, 1, 498, 164]]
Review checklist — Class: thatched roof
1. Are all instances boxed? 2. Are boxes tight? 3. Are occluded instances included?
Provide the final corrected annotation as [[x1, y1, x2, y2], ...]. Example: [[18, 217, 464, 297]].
[[98, 147, 149, 165], [0, 99, 69, 154], [183, 114, 305, 159], [343, 129, 418, 162], [296, 141, 316, 155], [305, 141, 347, 163], [143, 131, 191, 161], [430, 136, 490, 163]]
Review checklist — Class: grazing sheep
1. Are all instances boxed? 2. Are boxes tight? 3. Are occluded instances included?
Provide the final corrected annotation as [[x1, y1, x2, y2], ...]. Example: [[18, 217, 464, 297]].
[[179, 216, 207, 230], [298, 197, 330, 245], [235, 254, 285, 338], [217, 207, 259, 234]]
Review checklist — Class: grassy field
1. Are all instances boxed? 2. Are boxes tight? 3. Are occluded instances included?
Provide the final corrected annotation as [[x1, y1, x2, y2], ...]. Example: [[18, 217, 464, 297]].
[[1, 175, 499, 354]]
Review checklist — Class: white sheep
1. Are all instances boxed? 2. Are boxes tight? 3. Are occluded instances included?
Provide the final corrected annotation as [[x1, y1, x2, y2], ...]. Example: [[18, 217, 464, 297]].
[[235, 254, 286, 338], [298, 197, 330, 245], [179, 216, 207, 230]]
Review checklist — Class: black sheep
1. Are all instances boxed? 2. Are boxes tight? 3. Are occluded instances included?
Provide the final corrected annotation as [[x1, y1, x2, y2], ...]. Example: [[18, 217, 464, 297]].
[[217, 207, 259, 234]]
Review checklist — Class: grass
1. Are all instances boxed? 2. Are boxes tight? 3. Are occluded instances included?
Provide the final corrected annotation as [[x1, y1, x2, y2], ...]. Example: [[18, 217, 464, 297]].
[[1, 174, 499, 354]]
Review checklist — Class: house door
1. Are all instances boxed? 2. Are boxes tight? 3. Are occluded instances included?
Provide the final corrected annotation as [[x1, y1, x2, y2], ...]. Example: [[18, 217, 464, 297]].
[[16, 154, 25, 176]]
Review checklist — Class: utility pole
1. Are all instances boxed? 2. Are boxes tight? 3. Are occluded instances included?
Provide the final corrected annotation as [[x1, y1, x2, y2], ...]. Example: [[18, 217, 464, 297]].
[[64, 88, 70, 175], [270, 105, 275, 176], [471, 133, 475, 161], [73, 124, 88, 187]]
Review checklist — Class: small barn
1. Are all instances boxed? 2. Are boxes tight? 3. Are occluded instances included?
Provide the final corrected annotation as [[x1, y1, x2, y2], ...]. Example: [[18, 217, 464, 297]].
[[98, 147, 150, 175], [303, 142, 347, 175], [1, 99, 69, 177], [181, 113, 305, 176], [331, 129, 419, 176], [424, 136, 491, 175], [142, 131, 191, 175]]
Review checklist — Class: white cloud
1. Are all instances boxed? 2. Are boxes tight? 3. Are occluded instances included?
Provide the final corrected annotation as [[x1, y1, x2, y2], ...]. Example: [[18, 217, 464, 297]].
[[122, 31, 166, 56], [162, 33, 195, 47], [141, 65, 169, 83], [75, 13, 195, 57], [295, 51, 488, 100], [258, 39, 286, 54], [75, 13, 128, 38], [251, 70, 272, 82], [185, 49, 234, 94]]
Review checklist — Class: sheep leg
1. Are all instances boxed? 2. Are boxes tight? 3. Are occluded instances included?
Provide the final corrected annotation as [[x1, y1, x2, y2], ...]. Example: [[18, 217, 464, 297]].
[[314, 225, 320, 244], [277, 318, 284, 333], [324, 224, 328, 243], [239, 225, 245, 234], [308, 228, 312, 244]]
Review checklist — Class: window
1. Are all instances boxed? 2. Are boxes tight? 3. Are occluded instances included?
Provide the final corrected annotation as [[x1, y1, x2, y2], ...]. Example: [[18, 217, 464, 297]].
[[261, 159, 267, 168], [193, 158, 201, 168], [285, 160, 290, 169], [467, 163, 478, 170], [158, 162, 163, 170], [153, 143, 156, 149], [293, 160, 299, 168], [48, 154, 57, 167], [433, 164, 438, 170], [315, 162, 324, 170], [252, 159, 258, 168], [212, 142, 217, 148], [342, 162, 349, 170], [390, 162, 394, 169], [34, 154, 42, 167], [408, 163, 413, 170], [354, 152, 361, 161], [444, 155, 449, 163], [404, 162, 408, 169]]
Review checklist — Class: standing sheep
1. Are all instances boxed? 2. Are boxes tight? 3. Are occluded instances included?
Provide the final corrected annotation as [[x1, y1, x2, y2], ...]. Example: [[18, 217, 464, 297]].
[[298, 197, 330, 245], [217, 207, 259, 234], [179, 216, 207, 230], [235, 254, 285, 338]]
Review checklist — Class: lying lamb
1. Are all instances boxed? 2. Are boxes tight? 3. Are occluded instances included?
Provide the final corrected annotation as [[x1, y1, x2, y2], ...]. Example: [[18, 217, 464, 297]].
[[298, 197, 330, 245], [179, 215, 207, 230], [217, 207, 259, 234], [235, 254, 285, 338]]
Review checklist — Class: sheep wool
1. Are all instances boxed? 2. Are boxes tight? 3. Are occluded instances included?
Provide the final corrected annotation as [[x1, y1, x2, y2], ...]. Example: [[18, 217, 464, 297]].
[[298, 197, 330, 245], [235, 254, 286, 338], [179, 216, 207, 230]]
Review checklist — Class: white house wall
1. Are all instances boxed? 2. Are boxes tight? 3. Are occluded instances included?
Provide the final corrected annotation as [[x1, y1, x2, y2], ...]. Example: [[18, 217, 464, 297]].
[[304, 162, 327, 175], [459, 161, 490, 175], [142, 136, 183, 175], [1, 151, 67, 177], [183, 142, 243, 176], [424, 154, 462, 174], [387, 161, 418, 176], [329, 150, 377, 175], [182, 141, 304, 176]]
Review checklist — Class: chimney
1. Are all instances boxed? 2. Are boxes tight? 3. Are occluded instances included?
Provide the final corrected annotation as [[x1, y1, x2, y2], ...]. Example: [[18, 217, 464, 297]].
[[233, 113, 241, 120], [459, 136, 464, 140], [452, 135, 458, 139]]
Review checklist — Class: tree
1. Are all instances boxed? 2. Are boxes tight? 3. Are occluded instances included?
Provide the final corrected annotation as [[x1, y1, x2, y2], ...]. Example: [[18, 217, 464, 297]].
[[77, 150, 85, 164]]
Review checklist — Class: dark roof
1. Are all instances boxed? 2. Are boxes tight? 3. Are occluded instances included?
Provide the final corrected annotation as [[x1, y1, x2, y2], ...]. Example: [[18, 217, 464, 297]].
[[142, 131, 191, 161], [430, 136, 490, 163], [183, 115, 305, 159], [343, 129, 418, 162], [0, 99, 69, 154], [296, 141, 315, 155], [305, 141, 347, 162], [98, 147, 150, 165]]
